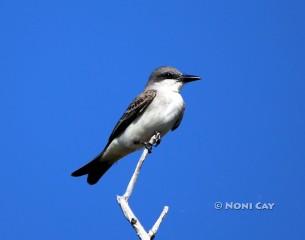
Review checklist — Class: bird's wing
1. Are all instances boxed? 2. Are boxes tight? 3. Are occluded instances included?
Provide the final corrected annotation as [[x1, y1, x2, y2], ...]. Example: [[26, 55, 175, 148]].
[[106, 89, 157, 146], [71, 89, 156, 184], [172, 106, 185, 131]]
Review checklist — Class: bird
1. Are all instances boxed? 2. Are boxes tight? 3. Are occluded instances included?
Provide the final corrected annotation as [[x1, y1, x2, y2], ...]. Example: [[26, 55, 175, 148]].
[[71, 66, 200, 185]]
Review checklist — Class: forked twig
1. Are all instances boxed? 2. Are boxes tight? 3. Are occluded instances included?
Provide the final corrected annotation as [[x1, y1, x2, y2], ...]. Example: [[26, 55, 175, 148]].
[[116, 133, 169, 240]]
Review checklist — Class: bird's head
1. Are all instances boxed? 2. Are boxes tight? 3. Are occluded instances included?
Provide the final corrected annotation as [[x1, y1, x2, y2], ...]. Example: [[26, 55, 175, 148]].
[[145, 66, 200, 92]]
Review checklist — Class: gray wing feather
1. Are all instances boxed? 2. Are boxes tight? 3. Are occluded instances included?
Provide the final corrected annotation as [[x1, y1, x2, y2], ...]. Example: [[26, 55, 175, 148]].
[[106, 89, 157, 145]]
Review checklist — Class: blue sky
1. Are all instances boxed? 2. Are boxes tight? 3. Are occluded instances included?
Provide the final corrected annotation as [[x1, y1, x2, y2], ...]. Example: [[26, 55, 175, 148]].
[[1, 0, 305, 239]]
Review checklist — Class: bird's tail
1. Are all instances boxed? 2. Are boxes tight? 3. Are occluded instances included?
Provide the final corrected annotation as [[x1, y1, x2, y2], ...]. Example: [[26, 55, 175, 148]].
[[71, 154, 113, 185]]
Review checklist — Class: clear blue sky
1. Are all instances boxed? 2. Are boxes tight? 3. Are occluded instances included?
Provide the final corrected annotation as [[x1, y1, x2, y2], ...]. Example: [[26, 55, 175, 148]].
[[1, 0, 305, 239]]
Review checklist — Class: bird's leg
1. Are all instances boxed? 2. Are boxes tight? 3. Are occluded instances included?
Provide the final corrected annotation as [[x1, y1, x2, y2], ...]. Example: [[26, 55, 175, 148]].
[[154, 131, 161, 146], [144, 142, 153, 154], [143, 131, 161, 154]]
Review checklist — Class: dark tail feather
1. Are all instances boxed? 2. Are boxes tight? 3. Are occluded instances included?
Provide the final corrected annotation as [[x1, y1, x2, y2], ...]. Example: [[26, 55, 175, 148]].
[[71, 155, 113, 185]]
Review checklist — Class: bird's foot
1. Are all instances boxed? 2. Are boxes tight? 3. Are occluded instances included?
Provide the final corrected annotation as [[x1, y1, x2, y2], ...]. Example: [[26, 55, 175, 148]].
[[144, 142, 153, 153], [143, 132, 161, 154], [154, 131, 161, 146]]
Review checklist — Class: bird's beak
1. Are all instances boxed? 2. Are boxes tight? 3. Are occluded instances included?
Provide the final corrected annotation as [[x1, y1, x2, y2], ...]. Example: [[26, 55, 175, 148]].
[[180, 74, 201, 83]]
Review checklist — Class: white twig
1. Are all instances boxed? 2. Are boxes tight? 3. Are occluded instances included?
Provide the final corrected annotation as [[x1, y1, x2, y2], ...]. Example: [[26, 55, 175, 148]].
[[116, 133, 169, 240], [148, 206, 169, 239]]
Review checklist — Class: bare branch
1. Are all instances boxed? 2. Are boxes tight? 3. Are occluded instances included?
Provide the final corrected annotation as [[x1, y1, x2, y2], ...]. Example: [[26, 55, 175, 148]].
[[116, 132, 169, 239], [117, 195, 149, 239], [148, 206, 169, 239]]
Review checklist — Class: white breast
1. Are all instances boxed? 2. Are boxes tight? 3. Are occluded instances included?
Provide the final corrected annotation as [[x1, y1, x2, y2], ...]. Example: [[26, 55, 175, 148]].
[[119, 90, 184, 148]]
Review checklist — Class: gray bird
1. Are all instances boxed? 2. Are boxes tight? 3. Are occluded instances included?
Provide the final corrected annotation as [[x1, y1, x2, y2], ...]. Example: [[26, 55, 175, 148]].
[[71, 66, 200, 185]]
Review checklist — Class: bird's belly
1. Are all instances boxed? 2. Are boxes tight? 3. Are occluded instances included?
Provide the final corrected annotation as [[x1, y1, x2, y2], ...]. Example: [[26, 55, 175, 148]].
[[102, 138, 135, 163]]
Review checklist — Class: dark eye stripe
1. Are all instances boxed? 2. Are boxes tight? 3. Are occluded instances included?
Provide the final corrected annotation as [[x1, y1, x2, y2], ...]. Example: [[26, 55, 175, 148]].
[[160, 72, 179, 79]]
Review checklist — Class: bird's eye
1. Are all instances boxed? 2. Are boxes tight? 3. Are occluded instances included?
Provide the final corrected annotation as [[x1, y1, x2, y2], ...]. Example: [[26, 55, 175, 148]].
[[165, 72, 173, 78]]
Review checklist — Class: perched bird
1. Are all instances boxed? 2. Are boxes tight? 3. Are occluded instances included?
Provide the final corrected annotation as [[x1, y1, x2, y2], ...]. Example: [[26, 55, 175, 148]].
[[71, 66, 200, 185]]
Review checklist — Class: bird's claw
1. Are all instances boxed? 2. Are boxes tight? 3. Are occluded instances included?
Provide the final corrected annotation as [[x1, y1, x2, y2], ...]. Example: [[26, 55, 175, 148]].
[[144, 142, 153, 153], [154, 131, 161, 146], [144, 132, 161, 154]]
